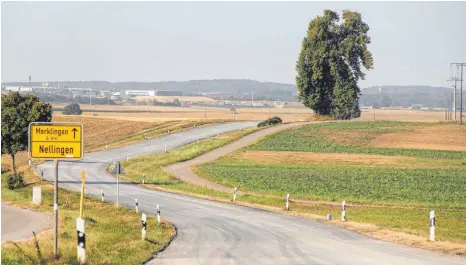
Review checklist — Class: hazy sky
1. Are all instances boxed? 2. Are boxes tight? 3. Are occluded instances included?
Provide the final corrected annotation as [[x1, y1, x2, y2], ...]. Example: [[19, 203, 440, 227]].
[[2, 1, 466, 87]]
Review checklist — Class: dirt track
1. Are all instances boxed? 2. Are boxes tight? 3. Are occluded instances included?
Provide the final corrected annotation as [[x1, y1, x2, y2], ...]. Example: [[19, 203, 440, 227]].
[[163, 122, 310, 192]]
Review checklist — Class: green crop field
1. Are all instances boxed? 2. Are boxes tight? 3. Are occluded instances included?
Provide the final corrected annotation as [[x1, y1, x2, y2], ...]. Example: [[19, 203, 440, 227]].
[[199, 162, 466, 208], [249, 121, 466, 159]]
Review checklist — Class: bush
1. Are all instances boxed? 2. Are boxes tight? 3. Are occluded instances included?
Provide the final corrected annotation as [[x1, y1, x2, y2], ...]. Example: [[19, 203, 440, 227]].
[[258, 116, 282, 127], [7, 172, 25, 190], [62, 103, 83, 115]]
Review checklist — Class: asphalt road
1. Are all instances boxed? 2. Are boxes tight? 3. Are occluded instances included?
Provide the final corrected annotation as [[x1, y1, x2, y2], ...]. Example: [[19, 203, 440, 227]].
[[37, 122, 466, 265], [1, 204, 51, 242]]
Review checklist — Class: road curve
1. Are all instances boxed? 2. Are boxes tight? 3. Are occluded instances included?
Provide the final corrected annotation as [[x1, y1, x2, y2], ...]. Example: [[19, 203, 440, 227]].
[[37, 122, 465, 265]]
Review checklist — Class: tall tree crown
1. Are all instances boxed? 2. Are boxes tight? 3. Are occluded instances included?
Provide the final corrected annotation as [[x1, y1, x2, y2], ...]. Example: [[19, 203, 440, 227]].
[[296, 9, 373, 119]]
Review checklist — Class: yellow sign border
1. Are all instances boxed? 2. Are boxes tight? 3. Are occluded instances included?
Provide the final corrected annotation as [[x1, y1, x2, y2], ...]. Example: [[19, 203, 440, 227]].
[[28, 122, 84, 160]]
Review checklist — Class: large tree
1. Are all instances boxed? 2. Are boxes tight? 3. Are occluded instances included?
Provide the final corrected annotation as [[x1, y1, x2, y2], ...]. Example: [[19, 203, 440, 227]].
[[296, 10, 373, 119], [1, 92, 52, 174]]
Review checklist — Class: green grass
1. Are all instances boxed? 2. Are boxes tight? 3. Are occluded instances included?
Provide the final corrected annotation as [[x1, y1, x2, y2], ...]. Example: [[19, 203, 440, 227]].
[[198, 162, 466, 208], [1, 168, 174, 265], [119, 127, 262, 186], [249, 121, 466, 160]]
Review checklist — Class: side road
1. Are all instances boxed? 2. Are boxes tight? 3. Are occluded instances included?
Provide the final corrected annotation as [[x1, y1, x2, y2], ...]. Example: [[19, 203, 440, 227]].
[[1, 204, 51, 242], [163, 122, 309, 193]]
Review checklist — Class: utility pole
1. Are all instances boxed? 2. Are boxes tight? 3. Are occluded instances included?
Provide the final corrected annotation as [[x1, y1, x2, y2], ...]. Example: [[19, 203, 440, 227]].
[[450, 63, 465, 125], [448, 77, 459, 120]]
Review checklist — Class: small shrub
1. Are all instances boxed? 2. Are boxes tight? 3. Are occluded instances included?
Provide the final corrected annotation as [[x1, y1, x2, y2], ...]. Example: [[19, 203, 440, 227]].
[[62, 103, 83, 115], [7, 172, 25, 190], [258, 116, 282, 127]]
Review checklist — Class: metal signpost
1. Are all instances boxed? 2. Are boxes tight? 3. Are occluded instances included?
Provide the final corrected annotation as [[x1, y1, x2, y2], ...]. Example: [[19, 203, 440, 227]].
[[28, 122, 84, 258]]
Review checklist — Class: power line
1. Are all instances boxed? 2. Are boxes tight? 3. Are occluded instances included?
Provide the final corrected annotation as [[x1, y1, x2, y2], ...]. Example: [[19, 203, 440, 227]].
[[450, 63, 465, 125]]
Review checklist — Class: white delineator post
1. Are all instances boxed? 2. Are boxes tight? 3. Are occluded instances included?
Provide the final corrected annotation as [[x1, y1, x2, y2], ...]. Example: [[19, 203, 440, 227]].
[[32, 187, 42, 205], [156, 204, 161, 224], [135, 198, 139, 213], [285, 193, 290, 211], [430, 210, 435, 241], [142, 174, 145, 184], [101, 189, 104, 202], [126, 153, 129, 162], [141, 213, 147, 240], [341, 201, 346, 222], [233, 187, 238, 202], [168, 129, 170, 134], [76, 218, 86, 264], [105, 142, 108, 149], [164, 144, 167, 153]]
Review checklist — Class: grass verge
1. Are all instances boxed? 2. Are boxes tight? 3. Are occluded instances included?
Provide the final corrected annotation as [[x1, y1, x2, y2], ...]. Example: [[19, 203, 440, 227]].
[[1, 157, 175, 265]]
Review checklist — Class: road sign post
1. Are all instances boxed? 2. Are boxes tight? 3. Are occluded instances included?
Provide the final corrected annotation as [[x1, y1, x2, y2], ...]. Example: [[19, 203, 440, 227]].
[[54, 159, 59, 257], [28, 122, 84, 259], [111, 162, 125, 207], [80, 170, 86, 219], [117, 163, 120, 207]]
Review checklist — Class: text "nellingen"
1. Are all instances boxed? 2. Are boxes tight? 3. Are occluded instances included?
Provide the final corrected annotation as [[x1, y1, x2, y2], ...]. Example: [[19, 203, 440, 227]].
[[39, 145, 74, 156]]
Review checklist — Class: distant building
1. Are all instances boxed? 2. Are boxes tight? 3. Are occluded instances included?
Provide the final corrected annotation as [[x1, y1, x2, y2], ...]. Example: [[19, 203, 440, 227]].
[[125, 90, 156, 97], [4, 86, 34, 92], [110, 92, 121, 100], [156, 90, 182, 96], [69, 88, 100, 97]]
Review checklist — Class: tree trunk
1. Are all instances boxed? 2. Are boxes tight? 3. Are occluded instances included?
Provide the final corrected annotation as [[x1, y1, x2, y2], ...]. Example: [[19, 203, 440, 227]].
[[10, 153, 17, 175]]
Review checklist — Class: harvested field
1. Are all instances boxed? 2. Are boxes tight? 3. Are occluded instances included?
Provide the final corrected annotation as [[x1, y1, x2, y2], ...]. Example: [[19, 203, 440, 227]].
[[134, 96, 216, 102], [359, 109, 445, 122], [231, 150, 463, 168], [52, 103, 451, 123], [371, 124, 466, 151], [53, 116, 162, 151]]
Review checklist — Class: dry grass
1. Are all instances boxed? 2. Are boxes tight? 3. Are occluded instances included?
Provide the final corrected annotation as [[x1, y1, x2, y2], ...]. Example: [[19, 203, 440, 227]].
[[52, 116, 161, 152], [358, 109, 445, 122], [231, 150, 463, 169], [371, 124, 466, 151], [134, 96, 216, 102], [52, 103, 453, 123]]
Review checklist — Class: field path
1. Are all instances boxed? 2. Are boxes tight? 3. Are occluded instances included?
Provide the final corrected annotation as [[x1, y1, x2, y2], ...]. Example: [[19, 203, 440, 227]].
[[163, 122, 309, 193], [1, 204, 52, 242]]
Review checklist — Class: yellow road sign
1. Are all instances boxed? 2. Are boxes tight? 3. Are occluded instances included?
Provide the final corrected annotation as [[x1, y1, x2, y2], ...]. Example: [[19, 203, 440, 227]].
[[29, 123, 83, 160]]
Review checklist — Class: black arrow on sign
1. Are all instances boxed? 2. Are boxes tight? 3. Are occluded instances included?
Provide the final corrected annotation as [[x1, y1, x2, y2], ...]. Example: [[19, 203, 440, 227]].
[[72, 128, 78, 139]]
